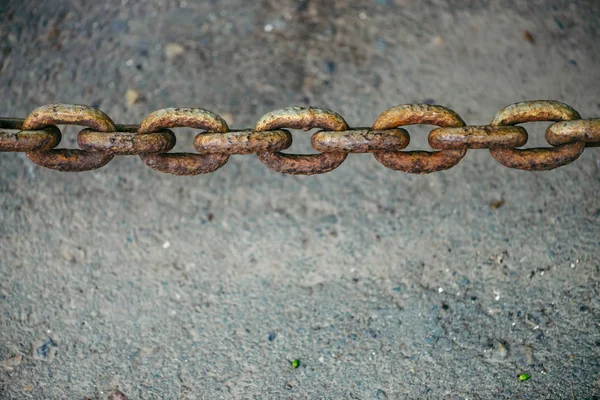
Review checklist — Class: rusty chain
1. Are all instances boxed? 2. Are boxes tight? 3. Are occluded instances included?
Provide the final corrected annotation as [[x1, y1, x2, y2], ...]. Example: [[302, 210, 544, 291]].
[[0, 101, 598, 175]]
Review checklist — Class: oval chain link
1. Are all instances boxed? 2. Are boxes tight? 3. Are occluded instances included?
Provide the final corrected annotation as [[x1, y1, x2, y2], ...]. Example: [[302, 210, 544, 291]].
[[489, 101, 585, 170], [255, 107, 349, 175], [22, 104, 116, 171], [137, 108, 230, 175], [372, 104, 467, 174]]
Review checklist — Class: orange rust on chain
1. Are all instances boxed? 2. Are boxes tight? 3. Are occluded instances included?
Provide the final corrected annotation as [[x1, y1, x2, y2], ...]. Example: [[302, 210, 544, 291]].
[[546, 119, 600, 147], [21, 104, 116, 171], [489, 142, 585, 170], [489, 101, 585, 170], [258, 152, 347, 174], [137, 108, 230, 175], [254, 107, 348, 132], [374, 149, 467, 174], [490, 101, 581, 126], [22, 104, 116, 132], [26, 150, 113, 172], [78, 124, 176, 155], [194, 129, 292, 154], [428, 126, 528, 149], [140, 153, 229, 175], [371, 104, 467, 173], [254, 107, 349, 175], [0, 101, 597, 174], [371, 104, 465, 130], [311, 128, 410, 153], [0, 118, 61, 152], [138, 108, 228, 134]]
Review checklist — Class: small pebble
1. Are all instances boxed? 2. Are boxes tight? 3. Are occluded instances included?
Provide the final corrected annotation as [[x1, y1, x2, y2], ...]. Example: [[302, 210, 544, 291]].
[[491, 199, 505, 209], [125, 89, 140, 107], [524, 30, 534, 43], [2, 354, 23, 371], [108, 390, 129, 400], [164, 43, 185, 59], [162, 241, 171, 249]]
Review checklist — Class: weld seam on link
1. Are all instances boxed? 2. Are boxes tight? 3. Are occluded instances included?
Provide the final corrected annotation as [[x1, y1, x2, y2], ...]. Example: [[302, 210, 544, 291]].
[[78, 125, 176, 155], [428, 126, 528, 149], [311, 128, 410, 153], [194, 129, 292, 154]]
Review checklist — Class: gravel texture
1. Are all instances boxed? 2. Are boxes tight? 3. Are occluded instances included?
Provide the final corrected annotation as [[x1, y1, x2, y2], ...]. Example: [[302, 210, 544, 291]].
[[0, 0, 599, 399]]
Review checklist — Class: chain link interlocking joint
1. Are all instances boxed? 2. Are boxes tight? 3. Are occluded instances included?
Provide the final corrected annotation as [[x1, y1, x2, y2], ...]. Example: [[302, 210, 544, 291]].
[[1, 101, 598, 175]]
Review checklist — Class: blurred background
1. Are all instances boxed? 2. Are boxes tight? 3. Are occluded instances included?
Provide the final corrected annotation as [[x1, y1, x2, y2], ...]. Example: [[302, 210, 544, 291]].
[[0, 0, 599, 398]]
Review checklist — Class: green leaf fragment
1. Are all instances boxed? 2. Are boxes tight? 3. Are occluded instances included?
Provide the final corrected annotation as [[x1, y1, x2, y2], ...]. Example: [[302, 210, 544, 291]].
[[291, 359, 300, 369], [519, 373, 531, 381]]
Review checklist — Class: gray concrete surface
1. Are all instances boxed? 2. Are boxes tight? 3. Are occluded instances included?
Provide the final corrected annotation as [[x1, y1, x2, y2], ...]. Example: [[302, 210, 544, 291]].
[[1, 0, 599, 398]]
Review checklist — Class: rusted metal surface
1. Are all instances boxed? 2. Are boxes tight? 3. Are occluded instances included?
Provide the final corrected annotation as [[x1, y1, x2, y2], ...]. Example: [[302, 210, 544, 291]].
[[374, 149, 467, 174], [22, 104, 116, 132], [140, 153, 229, 175], [78, 125, 176, 155], [1, 102, 597, 174], [546, 119, 600, 147], [489, 101, 585, 170], [371, 104, 467, 173], [254, 107, 348, 132], [20, 104, 116, 171], [138, 107, 228, 134], [311, 128, 410, 153], [257, 152, 347, 175], [490, 101, 581, 126], [26, 149, 114, 172], [372, 104, 466, 130], [138, 108, 230, 175], [489, 142, 585, 171], [254, 107, 349, 175], [429, 126, 528, 149], [195, 129, 292, 154], [0, 118, 61, 152]]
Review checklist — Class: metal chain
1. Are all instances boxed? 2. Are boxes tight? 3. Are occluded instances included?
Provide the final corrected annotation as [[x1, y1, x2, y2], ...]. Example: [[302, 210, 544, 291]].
[[1, 101, 598, 175]]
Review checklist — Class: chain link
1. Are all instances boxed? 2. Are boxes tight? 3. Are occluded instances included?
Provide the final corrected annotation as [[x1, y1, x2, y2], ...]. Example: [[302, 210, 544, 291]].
[[372, 104, 468, 174], [22, 104, 116, 171], [1, 101, 598, 175]]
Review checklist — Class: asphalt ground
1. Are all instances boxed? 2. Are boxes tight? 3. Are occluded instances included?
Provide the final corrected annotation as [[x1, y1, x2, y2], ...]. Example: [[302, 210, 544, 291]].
[[0, 0, 599, 398]]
